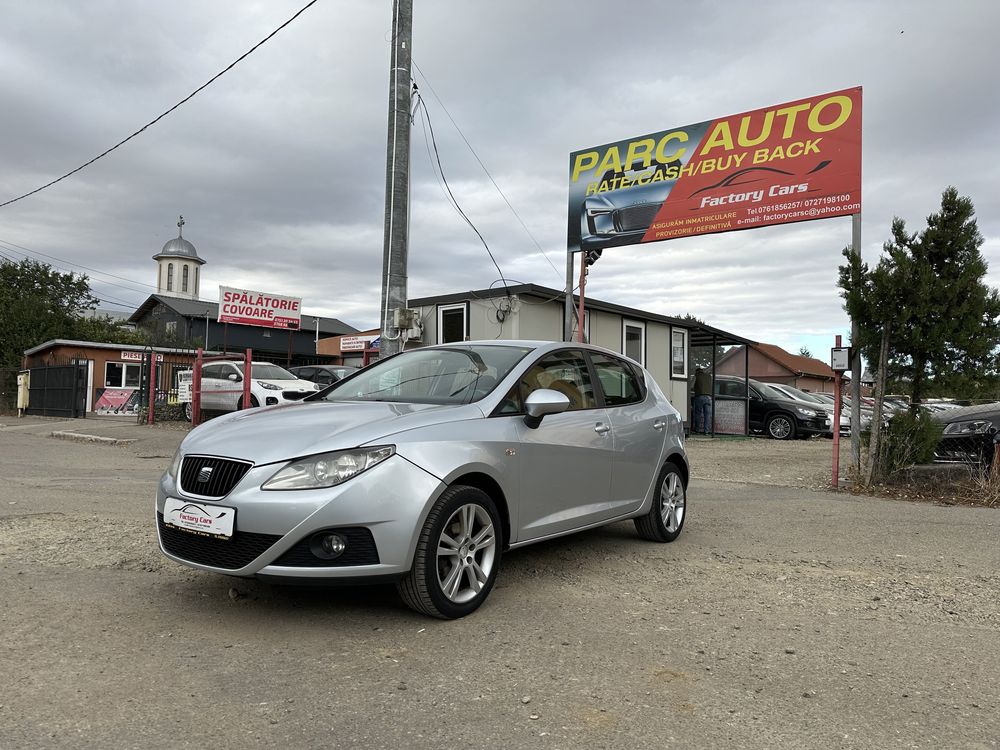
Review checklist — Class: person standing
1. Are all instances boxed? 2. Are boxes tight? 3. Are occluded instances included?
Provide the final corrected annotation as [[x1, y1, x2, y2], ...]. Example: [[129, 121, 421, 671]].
[[693, 367, 712, 435]]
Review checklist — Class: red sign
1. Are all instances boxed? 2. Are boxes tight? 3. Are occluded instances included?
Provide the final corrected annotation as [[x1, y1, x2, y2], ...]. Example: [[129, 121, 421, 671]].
[[218, 286, 302, 329], [568, 87, 862, 251]]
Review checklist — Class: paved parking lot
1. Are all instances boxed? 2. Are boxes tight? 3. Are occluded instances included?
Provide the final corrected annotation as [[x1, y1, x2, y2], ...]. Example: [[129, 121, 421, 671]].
[[1, 417, 998, 748]]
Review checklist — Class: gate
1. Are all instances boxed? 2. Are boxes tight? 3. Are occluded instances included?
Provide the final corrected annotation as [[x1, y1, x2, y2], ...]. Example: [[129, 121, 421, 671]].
[[136, 348, 198, 424], [25, 364, 89, 418]]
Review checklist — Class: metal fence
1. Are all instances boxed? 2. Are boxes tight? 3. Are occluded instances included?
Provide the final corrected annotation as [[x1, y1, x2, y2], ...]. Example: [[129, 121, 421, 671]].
[[0, 368, 18, 413]]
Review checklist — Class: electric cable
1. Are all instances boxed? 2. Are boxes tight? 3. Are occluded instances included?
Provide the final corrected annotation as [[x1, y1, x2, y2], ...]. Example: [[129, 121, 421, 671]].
[[415, 91, 512, 301], [412, 61, 563, 284], [0, 0, 320, 209]]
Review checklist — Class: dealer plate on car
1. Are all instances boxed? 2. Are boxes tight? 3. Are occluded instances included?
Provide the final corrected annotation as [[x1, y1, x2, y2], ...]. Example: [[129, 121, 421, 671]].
[[163, 498, 235, 538]]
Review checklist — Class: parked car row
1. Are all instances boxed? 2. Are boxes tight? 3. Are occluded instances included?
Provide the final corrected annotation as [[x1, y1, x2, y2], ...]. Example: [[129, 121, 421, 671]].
[[713, 375, 832, 439]]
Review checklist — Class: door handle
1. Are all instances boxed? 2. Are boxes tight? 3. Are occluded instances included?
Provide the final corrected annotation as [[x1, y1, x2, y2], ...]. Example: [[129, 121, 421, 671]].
[[653, 419, 666, 430], [594, 422, 610, 435]]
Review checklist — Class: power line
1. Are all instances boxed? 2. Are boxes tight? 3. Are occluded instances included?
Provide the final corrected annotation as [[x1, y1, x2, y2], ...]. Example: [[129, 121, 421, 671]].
[[0, 0, 320, 209], [414, 90, 512, 300], [412, 61, 563, 283], [0, 238, 157, 293], [0, 241, 153, 298]]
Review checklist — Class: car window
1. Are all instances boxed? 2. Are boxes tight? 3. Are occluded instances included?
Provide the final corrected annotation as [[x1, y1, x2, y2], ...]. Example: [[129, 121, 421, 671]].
[[314, 370, 336, 385], [518, 350, 597, 412], [201, 364, 225, 380], [294, 367, 316, 380], [590, 352, 643, 406], [237, 363, 297, 380], [716, 379, 747, 398], [323, 345, 531, 405]]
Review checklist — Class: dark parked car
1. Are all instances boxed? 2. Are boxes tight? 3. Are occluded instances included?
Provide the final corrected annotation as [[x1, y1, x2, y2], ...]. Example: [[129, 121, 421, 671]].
[[714, 375, 832, 440], [931, 402, 1000, 466], [288, 364, 360, 387]]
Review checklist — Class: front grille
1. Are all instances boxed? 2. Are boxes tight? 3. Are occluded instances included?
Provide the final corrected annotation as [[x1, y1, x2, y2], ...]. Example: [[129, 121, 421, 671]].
[[179, 456, 252, 498], [281, 390, 311, 401], [158, 513, 281, 569], [615, 204, 659, 232], [272, 527, 380, 567]]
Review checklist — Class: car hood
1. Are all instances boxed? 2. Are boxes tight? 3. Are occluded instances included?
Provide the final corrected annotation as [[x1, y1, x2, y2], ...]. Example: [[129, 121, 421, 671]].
[[181, 400, 484, 464], [931, 401, 1000, 425]]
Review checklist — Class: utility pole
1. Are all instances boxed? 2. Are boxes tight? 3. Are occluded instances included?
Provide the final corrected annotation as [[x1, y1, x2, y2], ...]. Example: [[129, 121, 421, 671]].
[[378, 0, 413, 358], [850, 213, 862, 469]]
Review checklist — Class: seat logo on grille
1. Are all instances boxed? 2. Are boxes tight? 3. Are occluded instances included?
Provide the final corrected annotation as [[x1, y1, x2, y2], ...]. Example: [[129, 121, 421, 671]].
[[197, 466, 214, 483]]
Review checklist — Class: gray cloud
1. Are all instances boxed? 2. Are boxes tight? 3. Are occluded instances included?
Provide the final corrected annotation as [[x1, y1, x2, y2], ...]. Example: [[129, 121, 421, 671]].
[[1, 0, 998, 353]]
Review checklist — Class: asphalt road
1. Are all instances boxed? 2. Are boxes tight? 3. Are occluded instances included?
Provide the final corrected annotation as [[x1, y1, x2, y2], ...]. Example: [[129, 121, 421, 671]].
[[1, 418, 998, 749]]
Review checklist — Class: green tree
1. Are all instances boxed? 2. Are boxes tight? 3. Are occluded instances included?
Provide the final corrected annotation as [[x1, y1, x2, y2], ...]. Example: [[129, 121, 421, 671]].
[[839, 187, 1000, 481], [0, 258, 146, 369]]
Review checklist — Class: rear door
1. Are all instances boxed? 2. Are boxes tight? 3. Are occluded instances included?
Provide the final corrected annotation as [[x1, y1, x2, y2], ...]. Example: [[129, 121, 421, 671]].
[[589, 352, 665, 511], [513, 349, 615, 542]]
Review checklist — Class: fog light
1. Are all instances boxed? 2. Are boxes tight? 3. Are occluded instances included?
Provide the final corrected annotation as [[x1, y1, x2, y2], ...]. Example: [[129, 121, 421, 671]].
[[310, 532, 347, 560]]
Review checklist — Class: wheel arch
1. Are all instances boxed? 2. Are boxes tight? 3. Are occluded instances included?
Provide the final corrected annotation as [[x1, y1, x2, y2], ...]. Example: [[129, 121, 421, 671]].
[[446, 471, 511, 550], [664, 451, 689, 488]]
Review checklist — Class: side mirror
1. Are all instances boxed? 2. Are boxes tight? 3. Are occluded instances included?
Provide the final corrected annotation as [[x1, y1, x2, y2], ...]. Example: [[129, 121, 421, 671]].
[[523, 388, 570, 428], [228, 373, 241, 382]]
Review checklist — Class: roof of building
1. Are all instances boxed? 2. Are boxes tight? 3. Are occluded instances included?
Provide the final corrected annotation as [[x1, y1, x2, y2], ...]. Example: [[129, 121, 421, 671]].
[[152, 216, 205, 263], [127, 294, 358, 336], [408, 283, 754, 348], [23, 339, 198, 357], [752, 343, 836, 379]]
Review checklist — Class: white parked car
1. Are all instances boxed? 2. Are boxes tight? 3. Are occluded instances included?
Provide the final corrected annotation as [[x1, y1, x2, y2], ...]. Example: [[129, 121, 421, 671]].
[[194, 361, 318, 417]]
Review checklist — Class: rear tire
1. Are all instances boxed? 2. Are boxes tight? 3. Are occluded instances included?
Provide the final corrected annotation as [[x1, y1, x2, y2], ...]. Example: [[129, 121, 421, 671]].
[[635, 462, 686, 543], [184, 402, 193, 422], [397, 485, 502, 619]]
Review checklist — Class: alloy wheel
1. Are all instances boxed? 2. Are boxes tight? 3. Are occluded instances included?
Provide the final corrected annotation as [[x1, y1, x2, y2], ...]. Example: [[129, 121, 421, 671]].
[[659, 471, 686, 533], [436, 503, 497, 604]]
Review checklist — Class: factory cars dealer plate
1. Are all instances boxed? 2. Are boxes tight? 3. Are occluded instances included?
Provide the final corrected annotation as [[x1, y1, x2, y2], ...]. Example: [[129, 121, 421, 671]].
[[163, 498, 235, 538]]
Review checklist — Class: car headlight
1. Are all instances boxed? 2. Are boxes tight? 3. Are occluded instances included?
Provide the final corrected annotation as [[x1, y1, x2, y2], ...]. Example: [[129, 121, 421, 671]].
[[166, 448, 183, 480], [796, 407, 817, 417], [943, 420, 992, 435], [261, 446, 395, 490], [257, 381, 283, 390]]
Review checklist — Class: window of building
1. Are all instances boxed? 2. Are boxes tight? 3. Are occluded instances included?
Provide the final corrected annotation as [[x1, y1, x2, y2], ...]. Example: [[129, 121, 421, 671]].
[[194, 266, 199, 293], [167, 263, 174, 291], [165, 321, 177, 335], [182, 265, 189, 293], [437, 303, 468, 344], [622, 319, 645, 366], [671, 328, 688, 379], [104, 361, 141, 388]]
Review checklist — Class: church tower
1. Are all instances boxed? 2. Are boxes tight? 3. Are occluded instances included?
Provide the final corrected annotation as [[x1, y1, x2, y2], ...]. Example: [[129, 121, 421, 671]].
[[153, 215, 205, 299]]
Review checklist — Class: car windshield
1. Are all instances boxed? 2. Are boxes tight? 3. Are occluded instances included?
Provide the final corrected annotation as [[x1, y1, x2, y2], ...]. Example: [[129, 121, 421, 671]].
[[782, 386, 825, 404], [235, 363, 297, 380], [322, 345, 532, 404]]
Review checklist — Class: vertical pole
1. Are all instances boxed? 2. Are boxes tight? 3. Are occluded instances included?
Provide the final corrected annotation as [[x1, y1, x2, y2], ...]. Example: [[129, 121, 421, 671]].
[[564, 251, 576, 341], [192, 348, 203, 427], [743, 342, 749, 436], [850, 213, 862, 469], [577, 260, 587, 343], [286, 329, 292, 367], [147, 354, 157, 425], [205, 311, 210, 350], [243, 349, 252, 409], [379, 0, 413, 359], [832, 334, 842, 488], [711, 333, 717, 437]]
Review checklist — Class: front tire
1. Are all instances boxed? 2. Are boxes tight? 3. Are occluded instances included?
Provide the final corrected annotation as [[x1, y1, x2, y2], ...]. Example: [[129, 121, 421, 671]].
[[397, 485, 502, 619], [237, 395, 260, 410], [766, 413, 796, 440], [635, 462, 686, 543], [183, 402, 193, 422]]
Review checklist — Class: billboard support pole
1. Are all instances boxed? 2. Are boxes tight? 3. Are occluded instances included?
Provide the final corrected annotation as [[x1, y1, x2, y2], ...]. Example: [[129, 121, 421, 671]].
[[564, 250, 576, 342], [577, 260, 587, 342], [849, 213, 862, 470]]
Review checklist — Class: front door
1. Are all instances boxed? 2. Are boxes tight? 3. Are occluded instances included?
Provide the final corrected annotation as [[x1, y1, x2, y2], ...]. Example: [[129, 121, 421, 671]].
[[513, 350, 615, 542]]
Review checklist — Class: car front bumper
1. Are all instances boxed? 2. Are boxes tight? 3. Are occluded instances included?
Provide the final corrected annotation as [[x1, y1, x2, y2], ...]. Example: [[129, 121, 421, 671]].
[[156, 455, 444, 580]]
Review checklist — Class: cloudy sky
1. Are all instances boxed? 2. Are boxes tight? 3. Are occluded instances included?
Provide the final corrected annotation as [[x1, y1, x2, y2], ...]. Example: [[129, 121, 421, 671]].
[[1, 0, 998, 357]]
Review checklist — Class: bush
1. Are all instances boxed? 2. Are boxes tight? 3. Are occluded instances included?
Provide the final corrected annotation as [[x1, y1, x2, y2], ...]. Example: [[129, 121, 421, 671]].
[[879, 410, 943, 476]]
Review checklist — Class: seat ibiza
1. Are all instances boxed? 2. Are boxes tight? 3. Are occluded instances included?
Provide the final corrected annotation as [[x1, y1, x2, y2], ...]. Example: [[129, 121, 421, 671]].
[[156, 341, 688, 619]]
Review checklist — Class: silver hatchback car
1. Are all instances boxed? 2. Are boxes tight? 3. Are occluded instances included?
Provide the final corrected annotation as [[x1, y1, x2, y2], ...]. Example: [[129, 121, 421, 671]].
[[156, 341, 688, 619]]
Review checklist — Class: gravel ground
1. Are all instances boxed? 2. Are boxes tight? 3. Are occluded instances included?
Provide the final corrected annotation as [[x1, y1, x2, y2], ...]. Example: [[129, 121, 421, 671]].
[[1, 420, 998, 749]]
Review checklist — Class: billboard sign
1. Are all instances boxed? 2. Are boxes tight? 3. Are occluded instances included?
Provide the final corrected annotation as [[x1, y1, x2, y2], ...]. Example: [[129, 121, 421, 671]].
[[340, 335, 379, 352], [568, 87, 861, 253], [218, 286, 302, 329]]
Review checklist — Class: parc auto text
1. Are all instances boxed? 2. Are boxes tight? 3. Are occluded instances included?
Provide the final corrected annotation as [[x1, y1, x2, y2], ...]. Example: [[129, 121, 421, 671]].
[[570, 93, 855, 200]]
